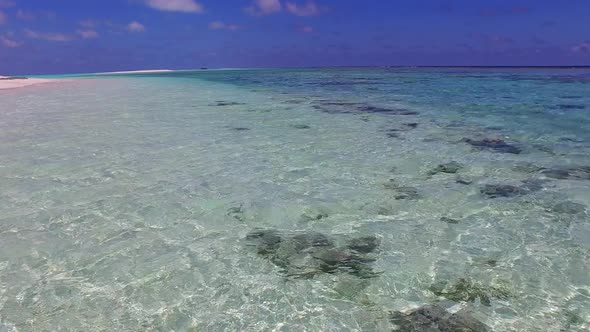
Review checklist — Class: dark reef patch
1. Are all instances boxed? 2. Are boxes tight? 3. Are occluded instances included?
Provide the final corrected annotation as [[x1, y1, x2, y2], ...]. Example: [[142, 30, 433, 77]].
[[481, 178, 549, 198], [383, 180, 420, 200], [519, 179, 549, 192], [284, 99, 305, 104], [512, 162, 545, 174], [556, 104, 586, 110], [541, 166, 590, 180], [390, 304, 489, 332], [463, 138, 522, 154], [441, 217, 461, 224], [319, 101, 359, 106], [227, 204, 245, 221], [213, 101, 246, 106], [547, 201, 587, 215], [456, 177, 473, 185], [429, 278, 510, 306], [246, 229, 380, 279], [428, 161, 463, 176], [291, 124, 311, 129], [394, 187, 420, 200], [358, 106, 419, 115], [313, 102, 419, 117], [386, 131, 401, 138], [346, 236, 380, 254], [313, 104, 355, 114], [480, 184, 524, 198]]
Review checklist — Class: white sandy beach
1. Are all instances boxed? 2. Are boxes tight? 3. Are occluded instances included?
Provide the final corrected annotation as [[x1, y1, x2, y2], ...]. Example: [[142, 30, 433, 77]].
[[0, 69, 173, 90], [0, 76, 56, 90], [94, 69, 173, 75]]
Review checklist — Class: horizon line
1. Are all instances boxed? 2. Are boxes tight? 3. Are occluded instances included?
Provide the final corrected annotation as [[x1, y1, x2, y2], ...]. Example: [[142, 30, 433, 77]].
[[23, 65, 590, 77]]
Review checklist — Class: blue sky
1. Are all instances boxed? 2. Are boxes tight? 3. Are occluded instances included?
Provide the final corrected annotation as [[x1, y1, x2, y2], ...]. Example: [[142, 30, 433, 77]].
[[0, 0, 589, 74]]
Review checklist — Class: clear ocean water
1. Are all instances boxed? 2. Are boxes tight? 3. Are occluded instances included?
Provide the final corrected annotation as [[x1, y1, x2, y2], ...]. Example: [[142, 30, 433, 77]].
[[0, 68, 589, 331]]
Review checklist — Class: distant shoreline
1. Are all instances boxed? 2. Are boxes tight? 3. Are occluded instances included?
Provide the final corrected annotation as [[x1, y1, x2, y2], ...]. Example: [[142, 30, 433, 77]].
[[0, 75, 58, 90], [10, 65, 590, 78], [93, 69, 174, 75], [3, 65, 589, 89]]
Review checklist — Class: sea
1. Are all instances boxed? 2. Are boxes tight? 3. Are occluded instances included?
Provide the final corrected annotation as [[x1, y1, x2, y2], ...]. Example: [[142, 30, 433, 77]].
[[1, 67, 589, 331]]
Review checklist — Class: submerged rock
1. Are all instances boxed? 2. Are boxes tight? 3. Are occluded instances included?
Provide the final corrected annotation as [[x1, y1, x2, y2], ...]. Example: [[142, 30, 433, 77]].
[[320, 101, 359, 106], [429, 161, 463, 175], [291, 124, 311, 129], [520, 178, 549, 192], [214, 101, 246, 106], [533, 144, 556, 155], [246, 229, 380, 279], [456, 177, 473, 185], [383, 180, 420, 200], [332, 278, 371, 301], [313, 104, 354, 115], [557, 104, 586, 110], [429, 278, 510, 306], [284, 99, 305, 104], [384, 123, 418, 138], [387, 124, 418, 133], [385, 130, 401, 138], [440, 217, 461, 224], [541, 166, 590, 180], [541, 169, 570, 179], [246, 229, 282, 255], [481, 178, 548, 199], [358, 106, 420, 116], [383, 179, 399, 190], [227, 205, 245, 221], [394, 187, 420, 200], [512, 162, 545, 174], [548, 201, 587, 215], [292, 232, 333, 251], [346, 236, 380, 253], [463, 138, 522, 154], [314, 102, 419, 117], [390, 304, 489, 332], [480, 184, 524, 198], [300, 211, 329, 222]]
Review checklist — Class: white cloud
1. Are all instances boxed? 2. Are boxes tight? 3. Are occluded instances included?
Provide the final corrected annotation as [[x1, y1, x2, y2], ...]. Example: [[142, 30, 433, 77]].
[[16, 9, 35, 21], [572, 41, 590, 53], [0, 35, 20, 47], [209, 21, 240, 31], [300, 26, 313, 33], [145, 0, 203, 13], [24, 28, 38, 38], [127, 21, 145, 32], [209, 21, 225, 30], [79, 19, 98, 28], [24, 28, 71, 42], [0, 0, 15, 8], [77, 29, 99, 39], [286, 1, 320, 16], [246, 0, 282, 16]]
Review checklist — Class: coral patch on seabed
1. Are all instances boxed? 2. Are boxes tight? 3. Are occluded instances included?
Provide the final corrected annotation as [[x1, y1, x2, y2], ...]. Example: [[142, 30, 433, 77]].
[[390, 304, 489, 332], [463, 138, 522, 154], [246, 229, 381, 279]]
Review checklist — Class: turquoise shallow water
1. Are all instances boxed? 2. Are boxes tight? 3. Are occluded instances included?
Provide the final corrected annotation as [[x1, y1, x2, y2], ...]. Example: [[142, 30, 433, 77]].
[[0, 68, 589, 331]]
